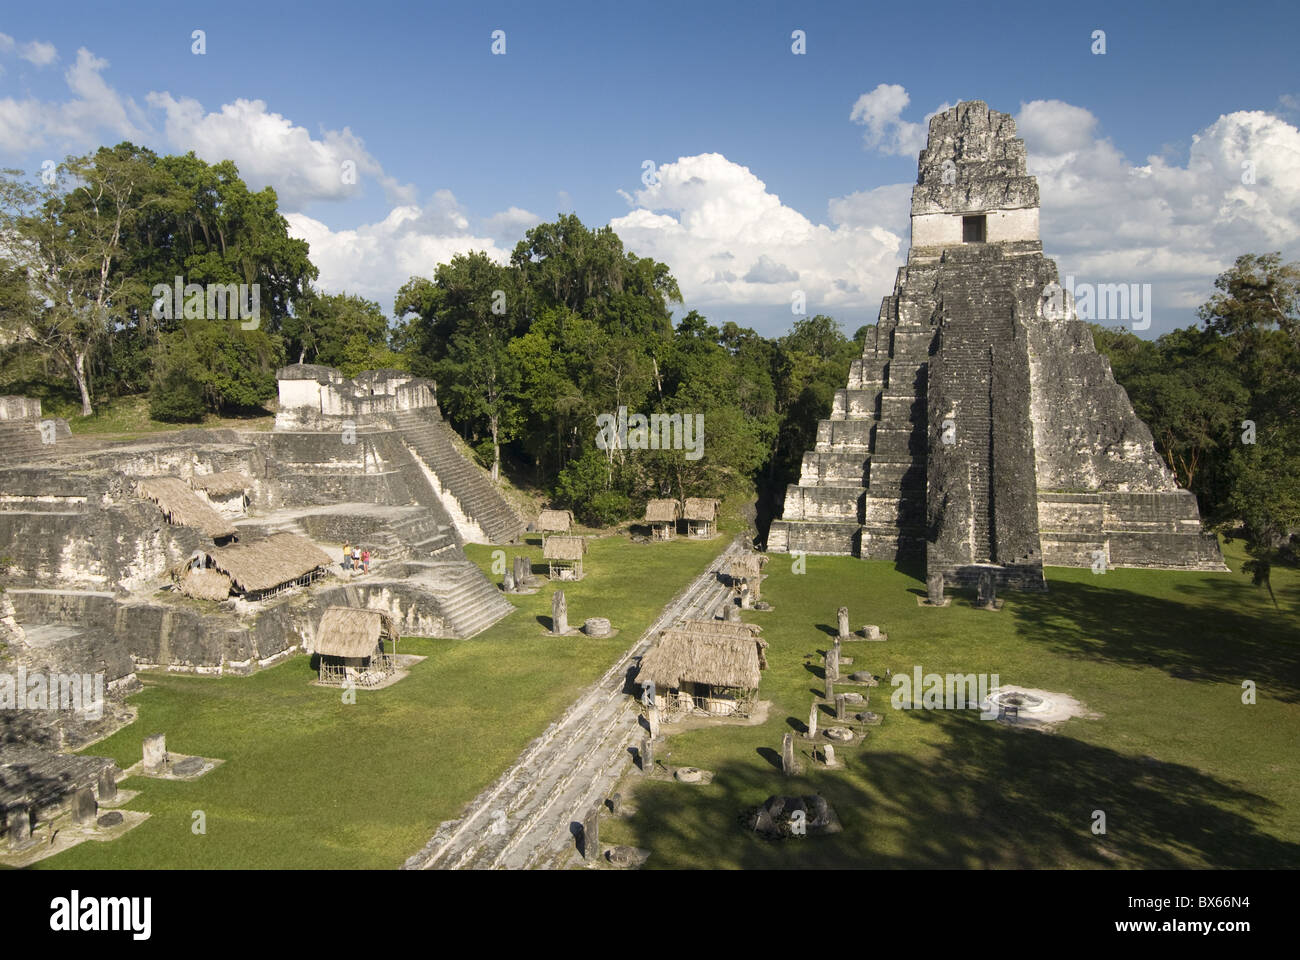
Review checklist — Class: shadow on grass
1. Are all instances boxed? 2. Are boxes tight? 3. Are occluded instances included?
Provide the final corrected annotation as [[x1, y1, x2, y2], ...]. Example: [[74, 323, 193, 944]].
[[1010, 579, 1300, 702], [626, 709, 1300, 868]]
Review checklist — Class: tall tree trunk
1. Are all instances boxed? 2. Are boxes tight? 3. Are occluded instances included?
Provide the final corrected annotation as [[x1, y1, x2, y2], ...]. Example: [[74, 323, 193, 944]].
[[490, 416, 500, 483], [74, 350, 93, 416]]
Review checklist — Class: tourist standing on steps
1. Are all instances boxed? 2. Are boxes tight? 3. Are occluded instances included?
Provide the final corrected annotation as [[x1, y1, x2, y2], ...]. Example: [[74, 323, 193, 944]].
[[352, 545, 362, 573], [362, 548, 371, 573], [342, 542, 352, 572]]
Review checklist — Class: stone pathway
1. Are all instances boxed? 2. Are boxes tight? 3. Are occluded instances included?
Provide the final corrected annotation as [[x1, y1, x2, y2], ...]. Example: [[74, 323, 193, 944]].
[[403, 536, 745, 870]]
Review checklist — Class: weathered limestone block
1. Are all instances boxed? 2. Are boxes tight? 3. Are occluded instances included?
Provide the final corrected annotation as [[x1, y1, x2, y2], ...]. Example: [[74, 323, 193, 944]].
[[551, 590, 567, 636], [143, 734, 166, 773]]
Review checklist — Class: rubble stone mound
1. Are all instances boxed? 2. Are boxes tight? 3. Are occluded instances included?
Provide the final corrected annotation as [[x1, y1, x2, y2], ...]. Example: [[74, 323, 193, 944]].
[[746, 793, 841, 838]]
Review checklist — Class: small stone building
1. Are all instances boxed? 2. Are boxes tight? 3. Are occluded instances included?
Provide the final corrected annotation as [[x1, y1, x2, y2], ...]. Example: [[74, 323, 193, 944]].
[[544, 535, 587, 581], [644, 499, 681, 541], [682, 498, 720, 538], [635, 623, 764, 718], [314, 606, 399, 687]]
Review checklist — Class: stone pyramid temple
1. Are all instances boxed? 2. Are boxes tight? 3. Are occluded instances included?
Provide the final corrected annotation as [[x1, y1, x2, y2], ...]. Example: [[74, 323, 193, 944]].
[[768, 101, 1224, 589]]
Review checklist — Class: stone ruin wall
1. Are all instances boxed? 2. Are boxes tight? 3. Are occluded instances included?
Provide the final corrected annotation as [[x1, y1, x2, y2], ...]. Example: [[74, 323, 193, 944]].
[[274, 365, 437, 430], [0, 367, 512, 688]]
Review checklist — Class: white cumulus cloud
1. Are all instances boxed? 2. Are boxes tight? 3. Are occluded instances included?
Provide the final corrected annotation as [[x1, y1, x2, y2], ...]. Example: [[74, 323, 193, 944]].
[[20, 40, 57, 67], [1015, 99, 1300, 311], [609, 152, 905, 315], [286, 202, 514, 310], [146, 92, 416, 208]]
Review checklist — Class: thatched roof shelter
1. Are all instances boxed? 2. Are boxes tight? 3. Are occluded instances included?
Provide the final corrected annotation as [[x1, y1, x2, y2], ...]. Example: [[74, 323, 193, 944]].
[[178, 567, 233, 601], [635, 629, 761, 691], [644, 499, 681, 523], [536, 509, 573, 534], [190, 472, 251, 497], [675, 618, 767, 667], [207, 532, 332, 594], [543, 536, 587, 561], [316, 607, 398, 659], [683, 498, 719, 522], [137, 477, 237, 539], [725, 554, 768, 581], [677, 618, 762, 637]]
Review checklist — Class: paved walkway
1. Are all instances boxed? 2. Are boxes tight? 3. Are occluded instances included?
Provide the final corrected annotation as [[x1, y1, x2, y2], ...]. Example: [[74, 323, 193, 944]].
[[403, 536, 745, 870]]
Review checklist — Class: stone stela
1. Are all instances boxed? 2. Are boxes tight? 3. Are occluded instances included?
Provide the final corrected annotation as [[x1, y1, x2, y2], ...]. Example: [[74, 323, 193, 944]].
[[552, 590, 568, 635]]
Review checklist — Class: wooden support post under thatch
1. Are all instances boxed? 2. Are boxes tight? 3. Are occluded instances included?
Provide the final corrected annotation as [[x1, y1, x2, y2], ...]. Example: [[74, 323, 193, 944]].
[[543, 535, 587, 581], [644, 499, 681, 540], [315, 606, 399, 687]]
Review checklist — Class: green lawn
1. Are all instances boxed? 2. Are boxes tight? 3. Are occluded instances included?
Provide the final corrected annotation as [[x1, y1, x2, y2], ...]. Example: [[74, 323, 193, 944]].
[[36, 534, 728, 869], [600, 538, 1300, 868], [46, 393, 275, 438]]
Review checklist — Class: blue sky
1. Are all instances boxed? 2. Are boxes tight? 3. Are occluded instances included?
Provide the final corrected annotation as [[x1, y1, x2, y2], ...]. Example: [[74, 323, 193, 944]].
[[2, 0, 1298, 337]]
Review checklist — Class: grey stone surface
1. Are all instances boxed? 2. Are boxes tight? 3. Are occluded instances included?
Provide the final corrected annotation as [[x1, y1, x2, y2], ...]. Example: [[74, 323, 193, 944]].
[[640, 737, 654, 773], [551, 590, 567, 635], [97, 768, 117, 801], [836, 606, 850, 640], [781, 733, 795, 775], [71, 786, 97, 823], [766, 101, 1223, 583], [582, 807, 599, 860], [7, 807, 31, 848], [96, 811, 124, 828], [142, 734, 166, 773], [582, 617, 612, 638], [172, 756, 204, 777], [808, 701, 818, 739]]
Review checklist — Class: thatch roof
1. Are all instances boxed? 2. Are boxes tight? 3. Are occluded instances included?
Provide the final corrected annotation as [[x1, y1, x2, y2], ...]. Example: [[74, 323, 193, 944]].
[[677, 618, 763, 638], [644, 499, 680, 523], [675, 618, 767, 668], [190, 471, 251, 496], [208, 532, 332, 593], [137, 477, 237, 539], [178, 567, 232, 601], [544, 535, 587, 561], [635, 629, 761, 691], [315, 606, 397, 658], [536, 509, 573, 533], [683, 498, 719, 521], [725, 554, 768, 580]]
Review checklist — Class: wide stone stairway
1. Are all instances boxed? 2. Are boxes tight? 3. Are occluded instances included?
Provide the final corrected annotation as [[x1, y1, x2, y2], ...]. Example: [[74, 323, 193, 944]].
[[387, 409, 523, 545]]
